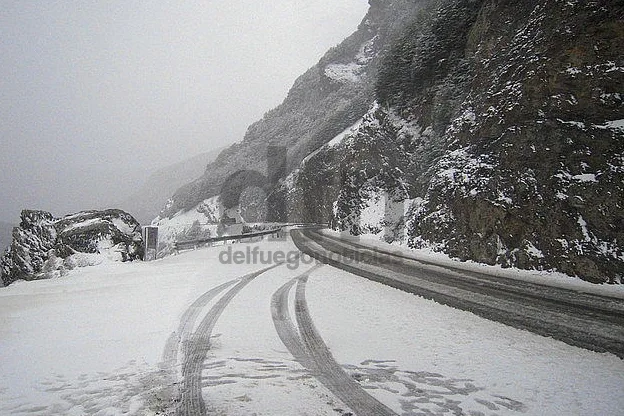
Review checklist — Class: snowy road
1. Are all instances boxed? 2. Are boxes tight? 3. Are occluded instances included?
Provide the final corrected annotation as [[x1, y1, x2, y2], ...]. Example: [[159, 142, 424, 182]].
[[1, 235, 623, 415], [292, 228, 624, 358]]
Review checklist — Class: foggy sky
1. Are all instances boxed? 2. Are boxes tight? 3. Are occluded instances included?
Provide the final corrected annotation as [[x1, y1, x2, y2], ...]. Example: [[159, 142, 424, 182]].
[[0, 0, 369, 223]]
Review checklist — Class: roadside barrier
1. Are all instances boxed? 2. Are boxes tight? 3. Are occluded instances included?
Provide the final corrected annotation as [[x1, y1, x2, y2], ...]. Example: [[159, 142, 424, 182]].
[[174, 228, 284, 252]]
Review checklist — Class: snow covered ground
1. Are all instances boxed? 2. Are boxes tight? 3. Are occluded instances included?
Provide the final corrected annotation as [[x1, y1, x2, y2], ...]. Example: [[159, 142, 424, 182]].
[[0, 236, 622, 415]]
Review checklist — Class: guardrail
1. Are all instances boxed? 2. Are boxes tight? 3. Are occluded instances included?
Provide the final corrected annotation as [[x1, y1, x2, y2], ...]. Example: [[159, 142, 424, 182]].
[[174, 227, 284, 252]]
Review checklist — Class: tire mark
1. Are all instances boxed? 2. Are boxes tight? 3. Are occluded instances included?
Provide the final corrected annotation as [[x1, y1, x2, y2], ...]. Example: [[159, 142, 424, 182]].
[[161, 279, 239, 373], [271, 268, 320, 368], [295, 274, 398, 416], [176, 263, 283, 416], [271, 264, 397, 416]]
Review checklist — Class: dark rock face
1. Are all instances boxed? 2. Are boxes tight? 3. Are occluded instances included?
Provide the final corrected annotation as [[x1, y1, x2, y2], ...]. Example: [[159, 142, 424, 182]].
[[407, 0, 624, 283], [310, 0, 623, 283], [0, 211, 57, 285], [0, 209, 143, 286]]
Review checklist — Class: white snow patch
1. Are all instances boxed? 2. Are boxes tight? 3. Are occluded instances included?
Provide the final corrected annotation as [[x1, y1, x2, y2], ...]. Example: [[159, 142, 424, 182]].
[[324, 62, 362, 83], [354, 35, 377, 65], [358, 190, 385, 233], [59, 218, 101, 233], [496, 191, 513, 205], [556, 118, 586, 129], [96, 237, 124, 262], [565, 67, 582, 75], [577, 215, 592, 242], [555, 170, 598, 183], [572, 173, 598, 183], [323, 36, 376, 83], [458, 107, 477, 126], [593, 119, 624, 131], [525, 241, 545, 258], [326, 118, 364, 147], [112, 217, 135, 235], [3, 234, 623, 415], [306, 265, 624, 416], [301, 146, 323, 166]]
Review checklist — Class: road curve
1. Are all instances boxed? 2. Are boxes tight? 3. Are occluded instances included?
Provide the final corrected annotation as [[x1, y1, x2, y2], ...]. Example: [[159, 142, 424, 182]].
[[271, 264, 398, 416], [291, 228, 624, 358]]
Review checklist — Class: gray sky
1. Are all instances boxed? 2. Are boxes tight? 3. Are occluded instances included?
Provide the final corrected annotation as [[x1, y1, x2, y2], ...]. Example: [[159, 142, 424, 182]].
[[0, 0, 368, 223]]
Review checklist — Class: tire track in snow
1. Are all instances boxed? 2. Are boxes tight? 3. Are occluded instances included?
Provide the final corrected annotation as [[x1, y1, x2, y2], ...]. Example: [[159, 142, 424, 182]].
[[161, 279, 239, 373], [175, 263, 282, 416], [271, 270, 317, 368], [271, 264, 397, 416]]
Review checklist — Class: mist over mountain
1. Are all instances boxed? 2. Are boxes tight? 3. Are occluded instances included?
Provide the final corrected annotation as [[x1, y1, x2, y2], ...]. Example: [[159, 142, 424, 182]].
[[0, 222, 13, 253], [118, 148, 224, 225], [163, 0, 623, 283], [158, 0, 427, 218]]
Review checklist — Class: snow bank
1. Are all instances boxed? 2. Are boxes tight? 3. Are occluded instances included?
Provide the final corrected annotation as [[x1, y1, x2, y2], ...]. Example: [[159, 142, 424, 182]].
[[320, 228, 624, 298]]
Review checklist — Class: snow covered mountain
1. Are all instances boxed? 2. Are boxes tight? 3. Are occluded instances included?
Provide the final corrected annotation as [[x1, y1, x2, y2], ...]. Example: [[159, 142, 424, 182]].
[[159, 0, 427, 219], [163, 0, 623, 283]]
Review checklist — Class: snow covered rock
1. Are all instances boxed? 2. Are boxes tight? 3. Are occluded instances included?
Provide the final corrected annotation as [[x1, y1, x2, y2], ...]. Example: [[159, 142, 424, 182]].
[[0, 209, 143, 286], [292, 0, 624, 283]]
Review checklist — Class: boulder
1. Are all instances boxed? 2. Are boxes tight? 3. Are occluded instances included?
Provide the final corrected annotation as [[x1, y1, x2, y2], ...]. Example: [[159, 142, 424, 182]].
[[0, 209, 144, 286]]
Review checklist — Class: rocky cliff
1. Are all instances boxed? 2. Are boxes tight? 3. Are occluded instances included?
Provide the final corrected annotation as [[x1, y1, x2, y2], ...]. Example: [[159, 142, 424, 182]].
[[165, 0, 623, 283], [292, 0, 624, 283], [0, 209, 143, 286]]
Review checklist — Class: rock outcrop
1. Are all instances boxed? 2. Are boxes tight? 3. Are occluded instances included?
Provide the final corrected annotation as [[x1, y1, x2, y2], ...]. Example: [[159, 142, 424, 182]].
[[0, 209, 143, 286]]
